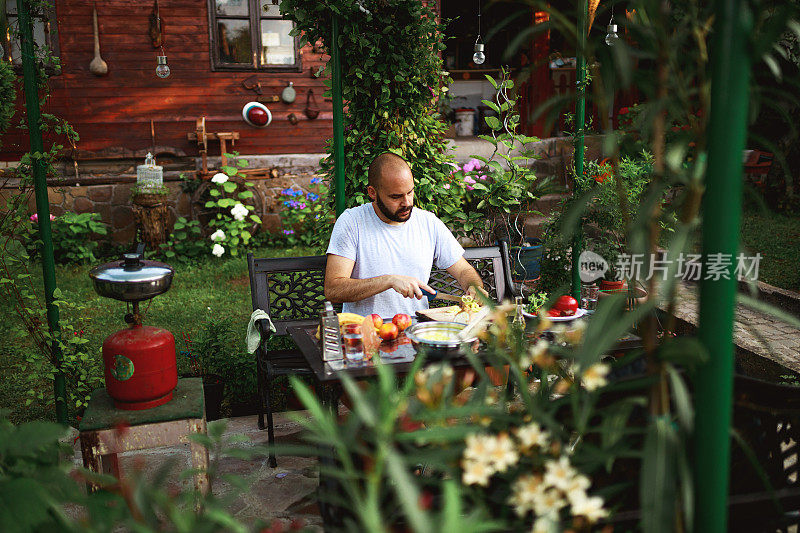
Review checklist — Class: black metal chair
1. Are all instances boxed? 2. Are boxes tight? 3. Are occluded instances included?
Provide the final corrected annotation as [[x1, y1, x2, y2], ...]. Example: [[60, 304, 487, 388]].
[[247, 243, 517, 467], [247, 253, 332, 467]]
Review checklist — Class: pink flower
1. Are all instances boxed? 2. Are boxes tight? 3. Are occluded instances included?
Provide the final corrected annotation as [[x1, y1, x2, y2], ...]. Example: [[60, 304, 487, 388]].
[[443, 184, 451, 189], [462, 162, 475, 173], [30, 214, 37, 222], [467, 158, 482, 169], [466, 185, 474, 191], [477, 174, 487, 180], [464, 176, 476, 184]]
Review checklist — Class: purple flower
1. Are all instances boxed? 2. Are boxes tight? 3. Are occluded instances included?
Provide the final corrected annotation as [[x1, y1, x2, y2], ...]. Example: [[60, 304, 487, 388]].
[[283, 229, 294, 235], [307, 192, 319, 201], [298, 203, 307, 210], [311, 177, 322, 184], [283, 200, 291, 207]]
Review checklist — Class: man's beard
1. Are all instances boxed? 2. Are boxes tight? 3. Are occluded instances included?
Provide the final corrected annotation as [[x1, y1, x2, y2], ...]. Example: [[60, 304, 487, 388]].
[[376, 194, 412, 222]]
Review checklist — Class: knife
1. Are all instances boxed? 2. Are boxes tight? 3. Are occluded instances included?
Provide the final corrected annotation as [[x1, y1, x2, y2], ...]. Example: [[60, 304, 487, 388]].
[[421, 288, 464, 303]]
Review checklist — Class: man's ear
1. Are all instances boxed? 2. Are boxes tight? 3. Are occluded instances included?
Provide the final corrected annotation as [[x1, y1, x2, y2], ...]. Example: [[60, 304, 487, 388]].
[[367, 185, 377, 201]]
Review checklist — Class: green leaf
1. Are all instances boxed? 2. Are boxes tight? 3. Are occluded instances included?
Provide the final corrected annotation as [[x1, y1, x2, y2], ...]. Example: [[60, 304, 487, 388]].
[[223, 181, 238, 194], [209, 188, 221, 197], [641, 415, 678, 533]]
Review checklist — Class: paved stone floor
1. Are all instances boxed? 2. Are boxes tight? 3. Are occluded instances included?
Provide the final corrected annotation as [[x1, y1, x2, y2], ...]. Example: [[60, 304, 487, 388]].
[[69, 411, 323, 531], [669, 281, 800, 374]]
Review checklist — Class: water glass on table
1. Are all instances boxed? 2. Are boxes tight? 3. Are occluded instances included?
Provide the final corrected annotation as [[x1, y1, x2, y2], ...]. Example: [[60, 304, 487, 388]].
[[343, 328, 365, 363], [581, 284, 599, 311]]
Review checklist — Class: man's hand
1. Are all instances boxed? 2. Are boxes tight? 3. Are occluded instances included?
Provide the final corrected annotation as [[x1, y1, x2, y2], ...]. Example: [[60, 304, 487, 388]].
[[466, 284, 490, 302], [388, 275, 435, 299]]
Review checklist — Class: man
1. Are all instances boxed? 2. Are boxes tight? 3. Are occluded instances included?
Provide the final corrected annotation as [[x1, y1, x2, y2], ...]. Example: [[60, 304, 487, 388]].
[[325, 152, 485, 318]]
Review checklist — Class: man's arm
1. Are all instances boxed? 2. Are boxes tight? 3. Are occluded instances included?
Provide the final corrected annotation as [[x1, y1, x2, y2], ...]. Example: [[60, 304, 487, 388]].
[[446, 257, 488, 299], [325, 254, 435, 303]]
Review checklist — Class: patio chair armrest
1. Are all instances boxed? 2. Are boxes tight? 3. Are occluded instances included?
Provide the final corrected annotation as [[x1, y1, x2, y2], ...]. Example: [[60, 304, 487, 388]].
[[255, 317, 275, 343]]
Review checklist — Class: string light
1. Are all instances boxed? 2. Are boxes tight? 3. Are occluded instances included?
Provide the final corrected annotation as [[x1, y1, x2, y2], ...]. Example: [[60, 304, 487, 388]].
[[473, 0, 485, 65]]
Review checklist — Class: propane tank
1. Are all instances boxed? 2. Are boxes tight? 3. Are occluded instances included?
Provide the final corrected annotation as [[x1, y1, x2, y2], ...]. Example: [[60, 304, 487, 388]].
[[90, 251, 178, 410], [102, 325, 177, 410]]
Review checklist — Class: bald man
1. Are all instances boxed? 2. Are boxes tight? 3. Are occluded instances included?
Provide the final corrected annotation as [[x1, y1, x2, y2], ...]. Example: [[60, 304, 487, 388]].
[[324, 152, 485, 318]]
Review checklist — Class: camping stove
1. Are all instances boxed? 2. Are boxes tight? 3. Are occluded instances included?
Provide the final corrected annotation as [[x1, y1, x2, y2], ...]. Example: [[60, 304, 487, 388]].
[[89, 252, 177, 410]]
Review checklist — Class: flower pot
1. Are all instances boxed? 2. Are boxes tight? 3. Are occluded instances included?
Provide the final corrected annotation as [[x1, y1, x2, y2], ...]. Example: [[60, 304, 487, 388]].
[[597, 281, 648, 310], [201, 373, 225, 421], [599, 279, 626, 293], [511, 240, 544, 282]]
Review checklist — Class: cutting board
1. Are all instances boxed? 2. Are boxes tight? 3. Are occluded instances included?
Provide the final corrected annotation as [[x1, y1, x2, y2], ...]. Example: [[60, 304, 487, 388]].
[[416, 305, 463, 322]]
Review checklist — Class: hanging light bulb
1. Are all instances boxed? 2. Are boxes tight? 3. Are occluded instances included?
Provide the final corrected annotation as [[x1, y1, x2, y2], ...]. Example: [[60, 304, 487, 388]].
[[605, 20, 619, 46], [473, 41, 485, 65], [473, 0, 485, 66], [605, 6, 619, 47], [155, 55, 170, 78]]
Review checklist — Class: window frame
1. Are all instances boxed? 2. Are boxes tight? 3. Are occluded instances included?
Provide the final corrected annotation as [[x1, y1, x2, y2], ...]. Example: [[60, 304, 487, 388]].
[[1, 3, 60, 74], [207, 0, 301, 72]]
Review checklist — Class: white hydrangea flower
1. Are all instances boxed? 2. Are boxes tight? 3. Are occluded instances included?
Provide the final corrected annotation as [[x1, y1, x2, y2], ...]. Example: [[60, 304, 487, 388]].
[[532, 515, 558, 533], [230, 202, 249, 221], [211, 172, 229, 184], [211, 243, 225, 257], [532, 487, 566, 517], [210, 229, 225, 242]]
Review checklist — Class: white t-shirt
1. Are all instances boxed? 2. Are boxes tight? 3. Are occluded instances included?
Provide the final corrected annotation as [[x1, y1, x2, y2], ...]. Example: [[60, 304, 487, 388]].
[[326, 203, 464, 319]]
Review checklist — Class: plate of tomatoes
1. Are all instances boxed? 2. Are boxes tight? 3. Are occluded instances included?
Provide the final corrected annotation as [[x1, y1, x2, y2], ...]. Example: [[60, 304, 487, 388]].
[[522, 295, 588, 322]]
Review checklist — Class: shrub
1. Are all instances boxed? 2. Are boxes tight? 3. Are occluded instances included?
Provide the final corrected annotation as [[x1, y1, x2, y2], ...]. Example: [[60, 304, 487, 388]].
[[276, 178, 334, 247]]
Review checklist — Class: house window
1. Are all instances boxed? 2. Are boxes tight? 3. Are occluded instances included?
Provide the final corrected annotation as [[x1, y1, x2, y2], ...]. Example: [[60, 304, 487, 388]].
[[210, 0, 299, 71], [1, 0, 59, 69]]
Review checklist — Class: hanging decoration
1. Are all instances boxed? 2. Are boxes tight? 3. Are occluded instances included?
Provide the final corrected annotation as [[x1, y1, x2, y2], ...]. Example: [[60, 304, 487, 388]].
[[149, 0, 163, 48], [605, 5, 619, 46], [152, 1, 170, 77], [155, 47, 170, 78], [89, 5, 108, 76], [281, 81, 297, 104], [472, 0, 485, 66], [242, 101, 272, 127]]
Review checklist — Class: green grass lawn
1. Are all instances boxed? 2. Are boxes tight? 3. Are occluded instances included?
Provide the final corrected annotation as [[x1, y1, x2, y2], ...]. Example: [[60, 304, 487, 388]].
[[740, 208, 800, 292], [0, 245, 319, 425]]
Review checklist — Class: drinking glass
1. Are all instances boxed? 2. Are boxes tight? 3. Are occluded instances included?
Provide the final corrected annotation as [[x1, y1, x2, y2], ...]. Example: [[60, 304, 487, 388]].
[[343, 332, 364, 362], [581, 284, 599, 311]]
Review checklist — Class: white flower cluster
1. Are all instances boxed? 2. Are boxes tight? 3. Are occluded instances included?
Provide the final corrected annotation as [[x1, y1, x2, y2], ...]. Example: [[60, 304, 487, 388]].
[[462, 423, 607, 526], [461, 432, 519, 486], [510, 456, 607, 525], [569, 362, 611, 392], [211, 172, 228, 184], [230, 202, 249, 221]]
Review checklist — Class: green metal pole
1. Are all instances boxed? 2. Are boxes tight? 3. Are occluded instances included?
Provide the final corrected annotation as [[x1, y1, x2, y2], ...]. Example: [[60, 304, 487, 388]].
[[571, 0, 587, 301], [18, 0, 67, 425], [694, 0, 751, 530], [331, 15, 346, 217]]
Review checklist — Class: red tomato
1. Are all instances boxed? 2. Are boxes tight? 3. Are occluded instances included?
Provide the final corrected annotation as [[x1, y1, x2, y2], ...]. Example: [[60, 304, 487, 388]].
[[547, 308, 562, 317], [554, 295, 578, 315]]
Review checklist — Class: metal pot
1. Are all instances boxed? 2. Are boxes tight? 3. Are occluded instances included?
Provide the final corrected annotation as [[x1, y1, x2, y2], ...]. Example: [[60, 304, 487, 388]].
[[90, 253, 174, 302], [405, 321, 478, 360]]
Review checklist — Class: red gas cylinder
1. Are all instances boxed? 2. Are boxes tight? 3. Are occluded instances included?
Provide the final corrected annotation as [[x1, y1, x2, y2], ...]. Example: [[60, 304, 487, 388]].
[[102, 324, 178, 410]]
